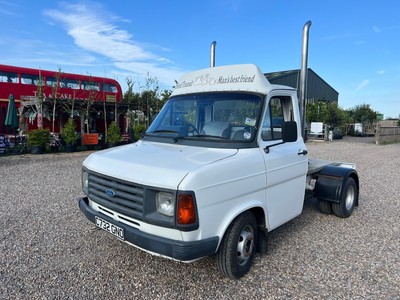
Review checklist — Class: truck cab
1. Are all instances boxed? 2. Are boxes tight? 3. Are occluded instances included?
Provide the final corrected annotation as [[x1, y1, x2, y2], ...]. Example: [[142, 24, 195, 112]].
[[79, 64, 316, 278], [79, 23, 359, 279], [147, 64, 310, 231]]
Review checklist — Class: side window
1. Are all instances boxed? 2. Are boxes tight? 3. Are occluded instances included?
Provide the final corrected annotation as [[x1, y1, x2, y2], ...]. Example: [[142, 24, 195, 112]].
[[82, 81, 100, 91], [21, 74, 40, 85], [46, 76, 58, 87], [261, 96, 292, 141], [102, 83, 118, 93], [0, 71, 18, 83], [60, 78, 79, 89]]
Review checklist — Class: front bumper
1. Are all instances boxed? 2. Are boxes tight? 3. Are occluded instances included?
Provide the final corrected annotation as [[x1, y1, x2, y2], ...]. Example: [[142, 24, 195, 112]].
[[78, 197, 219, 261]]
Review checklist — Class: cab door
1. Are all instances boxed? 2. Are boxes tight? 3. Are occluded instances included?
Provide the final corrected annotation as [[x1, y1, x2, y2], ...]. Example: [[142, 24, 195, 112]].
[[259, 93, 308, 230]]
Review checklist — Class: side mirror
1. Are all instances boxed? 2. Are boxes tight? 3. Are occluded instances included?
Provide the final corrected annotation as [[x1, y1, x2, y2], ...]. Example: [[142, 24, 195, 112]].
[[282, 121, 298, 142]]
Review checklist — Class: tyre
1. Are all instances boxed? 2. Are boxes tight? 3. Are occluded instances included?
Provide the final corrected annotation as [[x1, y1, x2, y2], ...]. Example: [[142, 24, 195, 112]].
[[332, 177, 357, 218], [216, 211, 257, 279], [317, 199, 332, 214]]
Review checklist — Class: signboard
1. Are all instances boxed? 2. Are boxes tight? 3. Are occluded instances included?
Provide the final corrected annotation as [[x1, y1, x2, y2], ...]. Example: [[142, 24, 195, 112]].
[[354, 123, 363, 133], [310, 122, 323, 135], [106, 95, 116, 102], [0, 135, 5, 154], [82, 133, 99, 145]]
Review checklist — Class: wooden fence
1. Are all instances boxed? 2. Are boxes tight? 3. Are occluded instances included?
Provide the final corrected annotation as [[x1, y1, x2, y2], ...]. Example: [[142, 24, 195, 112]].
[[375, 124, 400, 144]]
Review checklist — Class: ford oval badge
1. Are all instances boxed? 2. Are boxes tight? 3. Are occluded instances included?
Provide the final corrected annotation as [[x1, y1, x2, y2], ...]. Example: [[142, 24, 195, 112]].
[[105, 189, 115, 197]]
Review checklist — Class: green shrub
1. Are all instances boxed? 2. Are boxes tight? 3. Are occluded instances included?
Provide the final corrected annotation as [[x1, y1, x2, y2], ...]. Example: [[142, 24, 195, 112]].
[[134, 124, 146, 141], [348, 126, 355, 136], [106, 121, 121, 144], [61, 119, 79, 145], [27, 129, 50, 147], [333, 127, 343, 139]]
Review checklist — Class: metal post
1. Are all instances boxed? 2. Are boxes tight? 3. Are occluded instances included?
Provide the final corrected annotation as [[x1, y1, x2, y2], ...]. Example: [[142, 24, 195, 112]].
[[299, 21, 312, 139], [210, 41, 217, 67]]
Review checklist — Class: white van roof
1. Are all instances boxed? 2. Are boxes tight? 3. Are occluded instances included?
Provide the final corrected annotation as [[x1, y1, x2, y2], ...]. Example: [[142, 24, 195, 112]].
[[171, 64, 293, 97]]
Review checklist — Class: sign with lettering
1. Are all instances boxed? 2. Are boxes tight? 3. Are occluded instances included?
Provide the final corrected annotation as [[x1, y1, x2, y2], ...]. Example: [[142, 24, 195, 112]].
[[82, 133, 99, 145], [0, 135, 6, 154], [310, 122, 323, 135], [106, 95, 116, 102]]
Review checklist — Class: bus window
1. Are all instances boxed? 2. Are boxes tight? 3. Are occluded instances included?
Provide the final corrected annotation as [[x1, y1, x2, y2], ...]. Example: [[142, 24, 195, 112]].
[[46, 76, 58, 87], [82, 81, 99, 91], [102, 83, 117, 93], [21, 74, 41, 85], [0, 71, 18, 83], [61, 78, 79, 89]]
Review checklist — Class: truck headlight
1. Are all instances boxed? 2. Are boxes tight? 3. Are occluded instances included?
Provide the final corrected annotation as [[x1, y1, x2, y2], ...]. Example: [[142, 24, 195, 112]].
[[82, 170, 89, 194], [156, 192, 174, 217]]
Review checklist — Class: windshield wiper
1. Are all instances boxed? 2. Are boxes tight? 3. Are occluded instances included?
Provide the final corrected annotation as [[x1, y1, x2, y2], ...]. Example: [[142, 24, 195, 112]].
[[148, 130, 180, 134], [145, 130, 187, 143], [189, 134, 229, 140]]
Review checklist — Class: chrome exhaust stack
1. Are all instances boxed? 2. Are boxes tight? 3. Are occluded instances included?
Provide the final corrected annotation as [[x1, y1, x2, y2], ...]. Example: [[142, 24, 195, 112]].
[[210, 41, 217, 67], [299, 21, 312, 139]]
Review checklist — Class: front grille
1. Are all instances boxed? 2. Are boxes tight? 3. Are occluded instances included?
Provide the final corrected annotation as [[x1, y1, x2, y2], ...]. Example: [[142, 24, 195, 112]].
[[87, 171, 145, 220]]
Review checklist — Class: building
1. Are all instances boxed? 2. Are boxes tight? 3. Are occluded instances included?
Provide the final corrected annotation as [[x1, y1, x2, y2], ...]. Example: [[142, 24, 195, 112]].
[[265, 68, 338, 104]]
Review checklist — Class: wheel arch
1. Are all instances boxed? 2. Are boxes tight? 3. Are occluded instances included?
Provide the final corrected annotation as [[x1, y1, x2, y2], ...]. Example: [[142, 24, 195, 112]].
[[216, 204, 266, 249], [314, 165, 359, 206], [249, 206, 267, 231], [348, 172, 359, 206]]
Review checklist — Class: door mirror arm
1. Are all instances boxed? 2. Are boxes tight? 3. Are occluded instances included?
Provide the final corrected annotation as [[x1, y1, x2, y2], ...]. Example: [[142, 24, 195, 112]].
[[264, 141, 285, 154]]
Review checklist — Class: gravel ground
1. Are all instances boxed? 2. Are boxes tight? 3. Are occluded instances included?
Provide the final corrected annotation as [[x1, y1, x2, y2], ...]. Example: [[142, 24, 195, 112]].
[[0, 136, 399, 299]]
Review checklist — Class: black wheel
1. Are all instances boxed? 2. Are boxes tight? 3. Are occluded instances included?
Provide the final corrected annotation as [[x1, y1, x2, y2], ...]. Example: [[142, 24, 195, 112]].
[[216, 211, 257, 279], [317, 199, 332, 214], [332, 177, 357, 218]]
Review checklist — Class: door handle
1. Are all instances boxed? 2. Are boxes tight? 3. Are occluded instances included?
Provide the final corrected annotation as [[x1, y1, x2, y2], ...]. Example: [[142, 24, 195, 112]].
[[298, 150, 308, 155]]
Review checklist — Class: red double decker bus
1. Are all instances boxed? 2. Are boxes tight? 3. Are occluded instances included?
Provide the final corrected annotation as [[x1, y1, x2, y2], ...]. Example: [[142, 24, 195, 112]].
[[0, 64, 123, 135]]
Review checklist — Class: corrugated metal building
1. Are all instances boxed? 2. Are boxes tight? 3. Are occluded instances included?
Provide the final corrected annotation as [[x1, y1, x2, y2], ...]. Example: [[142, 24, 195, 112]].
[[264, 68, 338, 104]]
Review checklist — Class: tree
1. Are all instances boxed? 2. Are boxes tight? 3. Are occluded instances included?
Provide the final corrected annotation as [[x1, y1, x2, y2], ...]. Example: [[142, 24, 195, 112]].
[[34, 73, 45, 129], [122, 78, 140, 109], [325, 102, 351, 128], [123, 78, 142, 132], [61, 118, 79, 146], [306, 101, 328, 124], [141, 73, 160, 127], [49, 67, 63, 133], [122, 74, 170, 130], [160, 89, 171, 106], [83, 75, 98, 133], [106, 121, 121, 145], [306, 101, 350, 128], [347, 104, 377, 125]]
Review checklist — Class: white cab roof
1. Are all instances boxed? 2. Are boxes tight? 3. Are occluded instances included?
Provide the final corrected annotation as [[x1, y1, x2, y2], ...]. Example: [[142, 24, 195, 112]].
[[171, 64, 293, 97]]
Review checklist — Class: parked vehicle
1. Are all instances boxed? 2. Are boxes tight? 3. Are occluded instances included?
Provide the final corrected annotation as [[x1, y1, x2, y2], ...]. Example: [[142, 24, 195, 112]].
[[79, 21, 359, 279], [0, 64, 122, 134]]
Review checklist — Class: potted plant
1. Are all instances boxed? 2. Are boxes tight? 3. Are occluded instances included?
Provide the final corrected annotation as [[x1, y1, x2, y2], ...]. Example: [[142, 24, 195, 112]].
[[26, 129, 50, 154], [106, 121, 121, 148], [61, 119, 79, 152], [134, 124, 146, 141]]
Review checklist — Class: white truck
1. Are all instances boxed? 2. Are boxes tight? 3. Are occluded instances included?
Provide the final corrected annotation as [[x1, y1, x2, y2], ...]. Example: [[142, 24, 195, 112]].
[[79, 21, 359, 279]]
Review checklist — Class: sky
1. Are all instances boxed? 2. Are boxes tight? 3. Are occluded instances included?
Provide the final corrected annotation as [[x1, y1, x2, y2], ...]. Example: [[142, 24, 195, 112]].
[[0, 0, 399, 118]]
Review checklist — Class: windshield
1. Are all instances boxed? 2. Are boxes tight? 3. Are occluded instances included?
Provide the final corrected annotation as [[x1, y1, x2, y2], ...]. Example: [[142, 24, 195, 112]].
[[145, 93, 263, 146]]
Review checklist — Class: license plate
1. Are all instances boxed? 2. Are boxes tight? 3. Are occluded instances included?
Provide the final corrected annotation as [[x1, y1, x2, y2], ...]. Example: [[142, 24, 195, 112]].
[[95, 216, 124, 240]]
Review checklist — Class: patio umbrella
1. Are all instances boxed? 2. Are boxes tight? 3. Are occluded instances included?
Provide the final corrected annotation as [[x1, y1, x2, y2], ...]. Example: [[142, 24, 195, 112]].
[[4, 94, 18, 133]]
